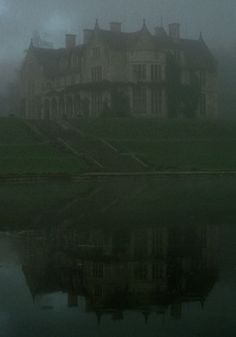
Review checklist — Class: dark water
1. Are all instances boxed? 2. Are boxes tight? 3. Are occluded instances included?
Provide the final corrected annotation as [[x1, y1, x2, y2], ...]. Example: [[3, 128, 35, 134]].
[[0, 176, 236, 337]]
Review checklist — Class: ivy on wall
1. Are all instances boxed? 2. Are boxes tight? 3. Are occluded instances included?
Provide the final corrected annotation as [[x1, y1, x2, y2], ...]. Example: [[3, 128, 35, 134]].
[[166, 53, 201, 118]]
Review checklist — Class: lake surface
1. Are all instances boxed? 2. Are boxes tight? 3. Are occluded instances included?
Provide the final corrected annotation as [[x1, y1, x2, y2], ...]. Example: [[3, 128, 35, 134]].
[[0, 176, 236, 337]]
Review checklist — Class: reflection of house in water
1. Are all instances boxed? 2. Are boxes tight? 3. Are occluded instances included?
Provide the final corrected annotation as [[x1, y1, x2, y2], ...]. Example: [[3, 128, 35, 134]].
[[18, 223, 218, 321]]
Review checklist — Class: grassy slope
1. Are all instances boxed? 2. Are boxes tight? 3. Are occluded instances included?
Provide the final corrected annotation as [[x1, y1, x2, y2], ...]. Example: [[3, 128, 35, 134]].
[[0, 118, 88, 174], [76, 118, 236, 171], [1, 117, 236, 173]]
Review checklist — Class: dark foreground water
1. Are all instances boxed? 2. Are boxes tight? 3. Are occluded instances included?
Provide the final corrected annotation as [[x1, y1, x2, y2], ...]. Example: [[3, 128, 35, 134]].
[[0, 176, 236, 337]]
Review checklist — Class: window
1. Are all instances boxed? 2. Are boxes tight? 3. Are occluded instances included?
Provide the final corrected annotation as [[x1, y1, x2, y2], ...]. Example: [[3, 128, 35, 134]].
[[70, 54, 77, 67], [133, 87, 147, 114], [92, 47, 101, 57], [200, 93, 206, 115], [94, 286, 103, 297], [134, 263, 148, 280], [133, 64, 147, 81], [93, 263, 104, 278], [152, 263, 165, 280], [91, 66, 102, 81], [91, 92, 102, 115], [151, 90, 162, 115], [75, 73, 80, 83], [151, 64, 162, 81], [151, 228, 165, 255], [28, 80, 35, 95], [174, 50, 181, 62], [182, 70, 190, 84]]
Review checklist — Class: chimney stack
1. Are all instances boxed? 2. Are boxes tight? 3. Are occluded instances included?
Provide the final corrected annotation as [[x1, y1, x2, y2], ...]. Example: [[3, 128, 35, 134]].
[[168, 23, 180, 39], [110, 22, 122, 33], [65, 34, 76, 49]]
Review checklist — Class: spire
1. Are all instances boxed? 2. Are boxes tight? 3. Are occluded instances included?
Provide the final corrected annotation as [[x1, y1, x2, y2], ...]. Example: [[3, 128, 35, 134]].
[[199, 31, 206, 45], [199, 31, 208, 49], [95, 19, 100, 30], [141, 18, 150, 34], [142, 18, 147, 30]]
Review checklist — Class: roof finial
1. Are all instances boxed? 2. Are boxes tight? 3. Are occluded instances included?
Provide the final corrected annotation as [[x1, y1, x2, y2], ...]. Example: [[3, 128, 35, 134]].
[[199, 31, 206, 46], [29, 38, 34, 49], [95, 19, 99, 30], [143, 18, 146, 27]]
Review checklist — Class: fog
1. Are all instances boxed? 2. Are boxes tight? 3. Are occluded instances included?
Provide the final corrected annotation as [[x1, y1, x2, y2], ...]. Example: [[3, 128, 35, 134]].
[[0, 0, 236, 105], [1, 0, 236, 60]]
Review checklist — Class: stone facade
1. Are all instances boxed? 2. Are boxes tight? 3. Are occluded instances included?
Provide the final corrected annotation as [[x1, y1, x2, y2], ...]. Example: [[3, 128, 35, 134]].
[[21, 21, 218, 119]]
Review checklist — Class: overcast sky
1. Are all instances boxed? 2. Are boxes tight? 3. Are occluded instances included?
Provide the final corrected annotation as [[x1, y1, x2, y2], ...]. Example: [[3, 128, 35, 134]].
[[1, 0, 236, 60], [0, 0, 236, 90]]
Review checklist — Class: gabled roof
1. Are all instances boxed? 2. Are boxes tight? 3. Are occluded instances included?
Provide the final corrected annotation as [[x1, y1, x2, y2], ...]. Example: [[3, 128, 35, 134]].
[[25, 24, 216, 78], [94, 27, 215, 70], [175, 38, 216, 71]]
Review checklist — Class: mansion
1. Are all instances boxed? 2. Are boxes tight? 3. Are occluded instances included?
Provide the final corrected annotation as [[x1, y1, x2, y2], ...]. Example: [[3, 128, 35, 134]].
[[21, 21, 218, 119]]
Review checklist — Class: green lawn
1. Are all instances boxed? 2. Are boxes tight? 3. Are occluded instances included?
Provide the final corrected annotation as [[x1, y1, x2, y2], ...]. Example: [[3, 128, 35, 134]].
[[74, 118, 236, 171], [0, 118, 88, 174], [110, 140, 236, 170], [76, 118, 236, 140], [2, 117, 236, 174]]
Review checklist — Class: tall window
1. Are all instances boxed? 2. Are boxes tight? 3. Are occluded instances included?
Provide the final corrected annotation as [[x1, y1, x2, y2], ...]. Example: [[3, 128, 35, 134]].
[[133, 64, 147, 81], [93, 263, 104, 278], [151, 64, 162, 81], [91, 92, 102, 115], [151, 90, 162, 115], [152, 263, 165, 280], [133, 87, 147, 114], [92, 47, 101, 57], [200, 93, 206, 115], [134, 263, 148, 280], [91, 66, 102, 81]]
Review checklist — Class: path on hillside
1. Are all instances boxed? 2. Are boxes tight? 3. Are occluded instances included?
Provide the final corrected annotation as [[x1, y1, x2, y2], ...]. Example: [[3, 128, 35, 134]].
[[63, 119, 149, 171], [26, 119, 149, 172]]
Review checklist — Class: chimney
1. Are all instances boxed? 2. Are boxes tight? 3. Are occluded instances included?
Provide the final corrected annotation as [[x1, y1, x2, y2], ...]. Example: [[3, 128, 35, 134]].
[[83, 29, 93, 44], [168, 23, 180, 39], [110, 22, 122, 33], [65, 34, 76, 49]]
